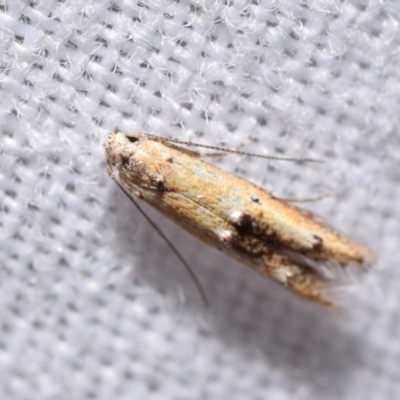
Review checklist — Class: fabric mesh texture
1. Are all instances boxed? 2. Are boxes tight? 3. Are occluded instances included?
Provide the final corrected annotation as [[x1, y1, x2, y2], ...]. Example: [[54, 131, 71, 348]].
[[0, 1, 399, 399]]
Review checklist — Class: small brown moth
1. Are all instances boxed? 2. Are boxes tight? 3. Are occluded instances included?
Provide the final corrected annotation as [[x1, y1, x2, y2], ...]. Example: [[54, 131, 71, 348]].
[[105, 132, 376, 309]]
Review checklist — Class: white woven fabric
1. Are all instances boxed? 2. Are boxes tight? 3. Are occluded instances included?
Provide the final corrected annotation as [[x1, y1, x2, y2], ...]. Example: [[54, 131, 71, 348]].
[[1, 1, 399, 399]]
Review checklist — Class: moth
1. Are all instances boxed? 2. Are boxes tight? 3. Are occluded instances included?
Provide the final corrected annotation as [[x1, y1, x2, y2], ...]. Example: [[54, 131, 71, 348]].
[[105, 132, 375, 309]]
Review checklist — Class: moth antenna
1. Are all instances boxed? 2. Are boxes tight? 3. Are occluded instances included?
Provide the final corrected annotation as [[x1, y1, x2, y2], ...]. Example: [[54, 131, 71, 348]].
[[107, 161, 209, 306], [275, 192, 336, 203], [144, 134, 323, 164]]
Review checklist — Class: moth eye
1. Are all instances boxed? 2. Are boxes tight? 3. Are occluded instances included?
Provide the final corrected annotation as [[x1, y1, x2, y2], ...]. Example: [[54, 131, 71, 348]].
[[155, 180, 164, 191], [151, 176, 165, 191], [126, 136, 140, 143]]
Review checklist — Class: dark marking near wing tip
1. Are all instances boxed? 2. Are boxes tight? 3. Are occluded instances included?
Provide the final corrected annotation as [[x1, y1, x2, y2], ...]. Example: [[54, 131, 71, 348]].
[[250, 195, 260, 203], [230, 211, 253, 233], [311, 234, 323, 249]]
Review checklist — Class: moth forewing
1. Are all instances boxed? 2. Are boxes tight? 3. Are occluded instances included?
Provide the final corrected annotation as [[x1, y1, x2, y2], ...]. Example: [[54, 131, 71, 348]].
[[105, 132, 376, 309]]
